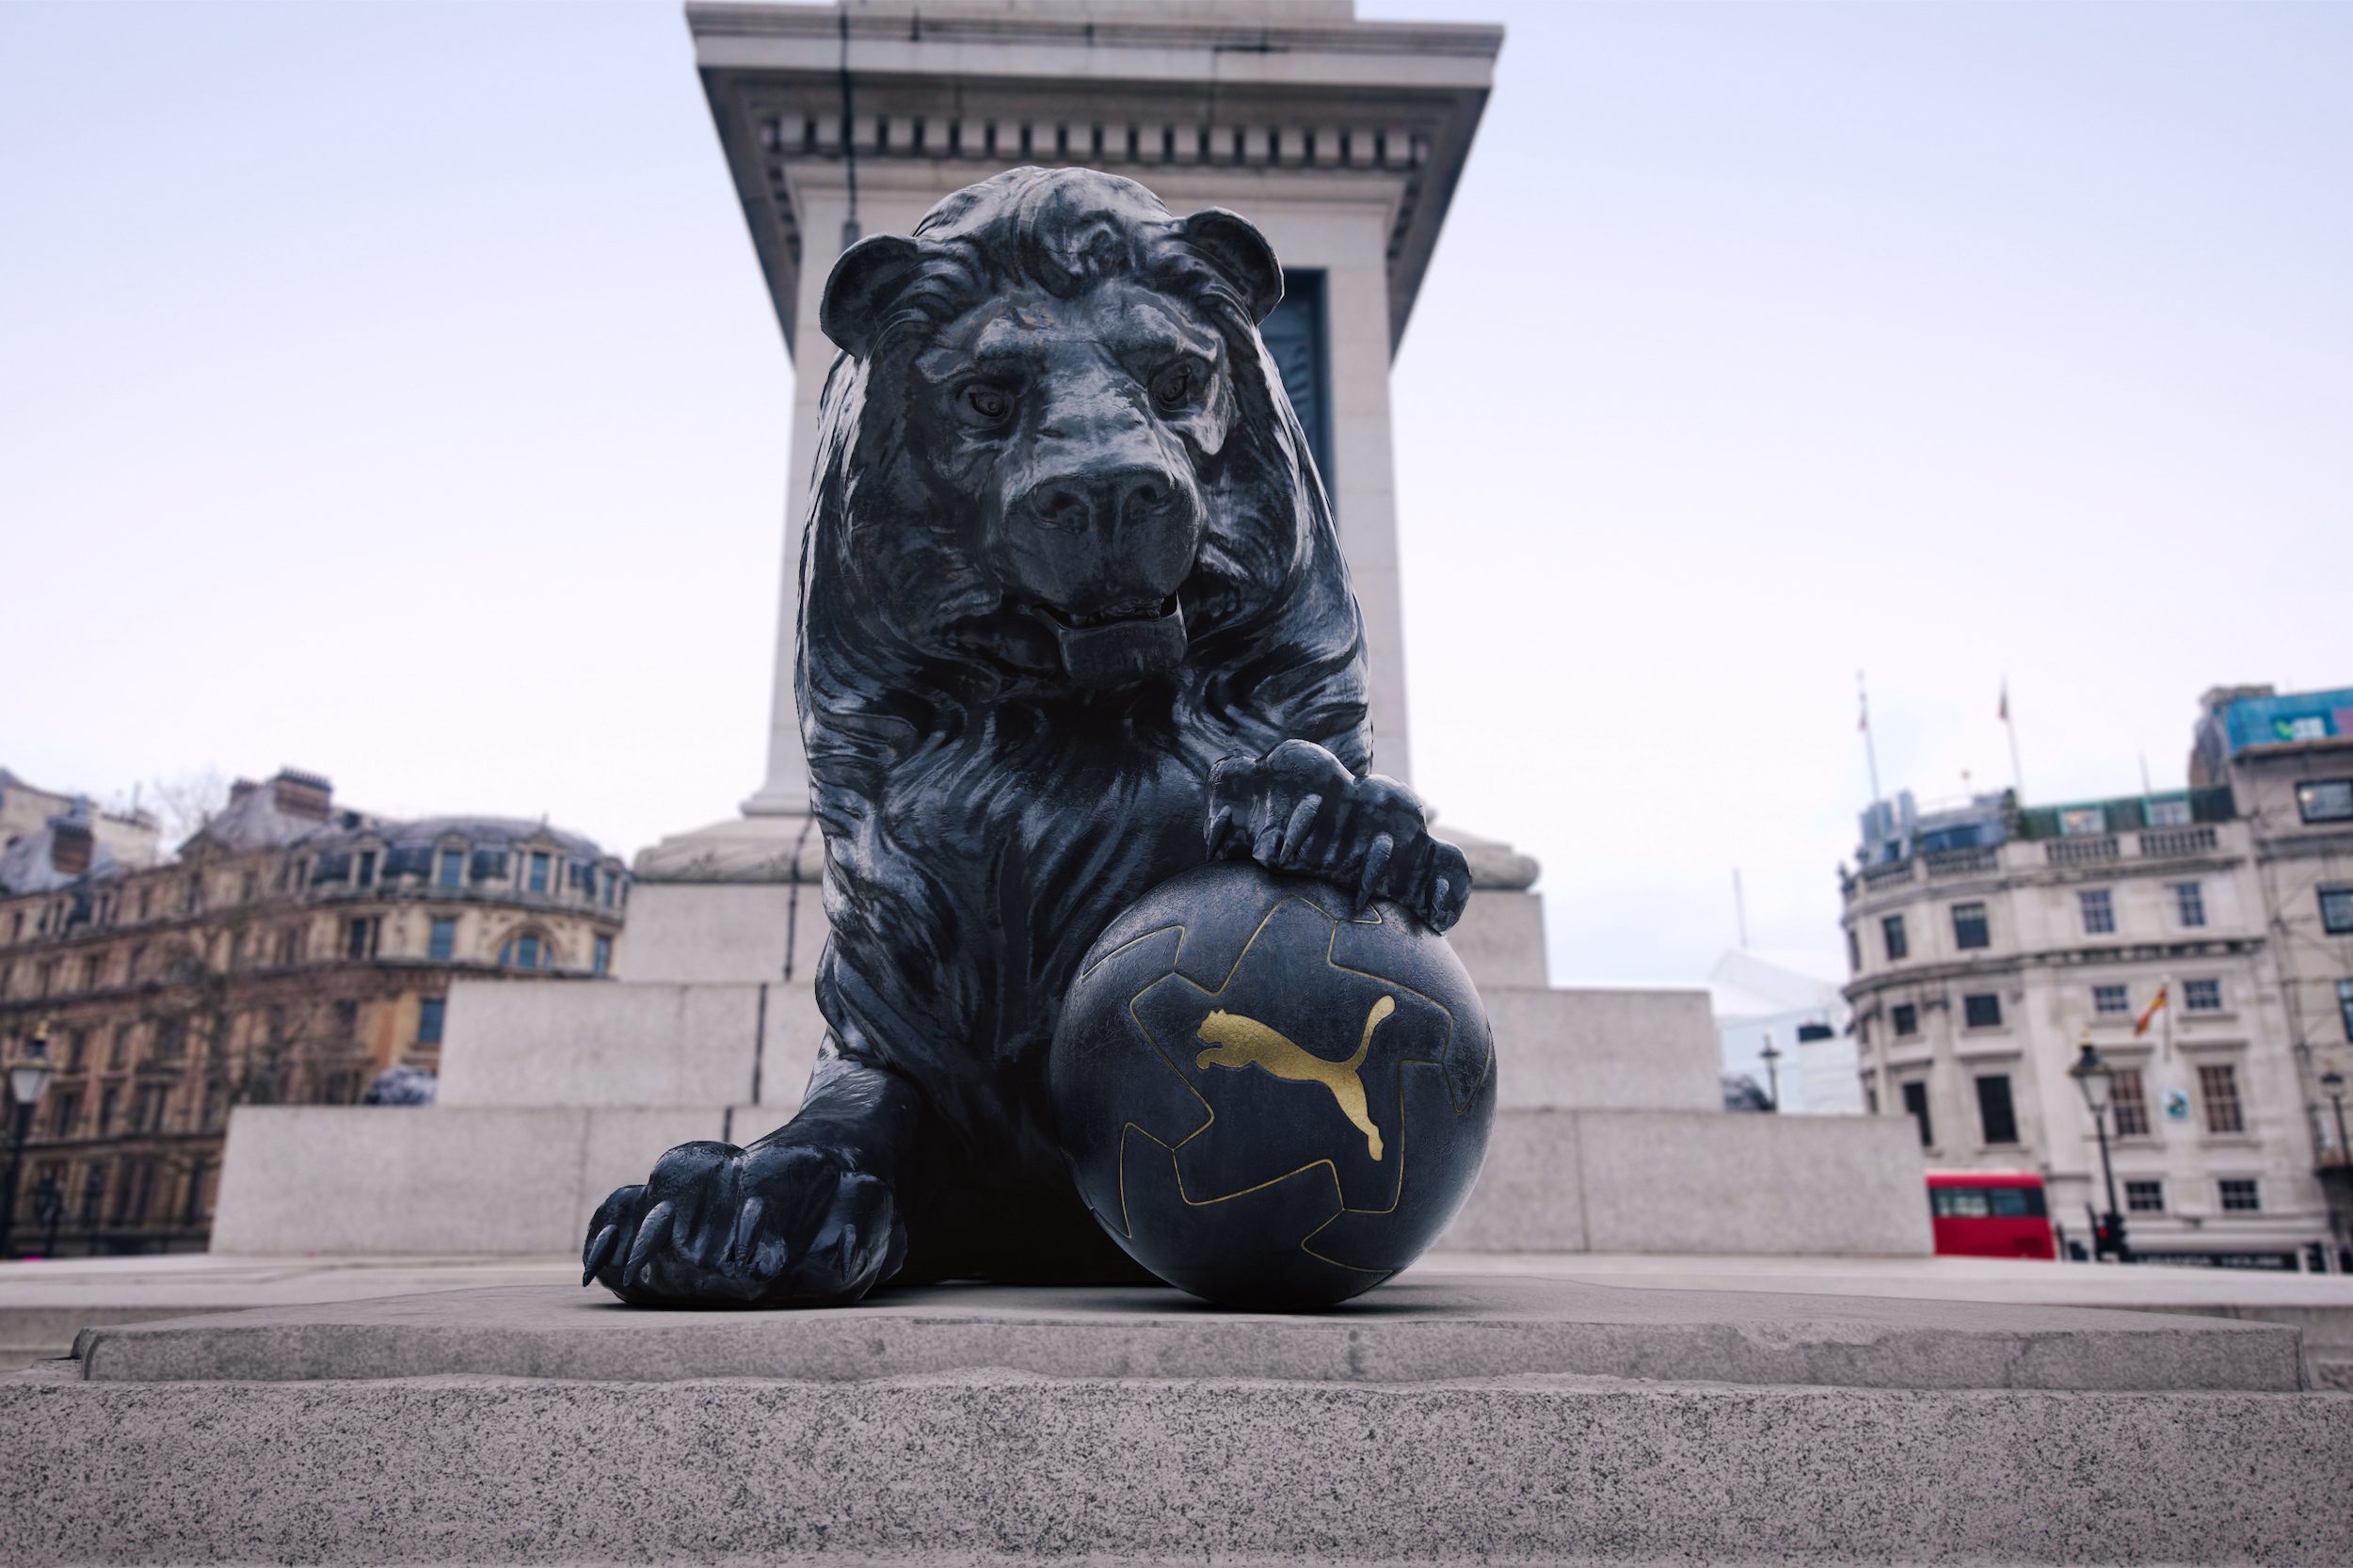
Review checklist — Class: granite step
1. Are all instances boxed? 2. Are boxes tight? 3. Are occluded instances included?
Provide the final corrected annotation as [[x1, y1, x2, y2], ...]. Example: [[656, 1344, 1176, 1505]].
[[5, 1275, 2348, 1564]]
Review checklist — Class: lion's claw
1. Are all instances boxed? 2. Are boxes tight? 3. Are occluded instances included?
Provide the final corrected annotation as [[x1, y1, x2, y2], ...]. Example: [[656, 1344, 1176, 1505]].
[[583, 1140, 906, 1307], [1206, 739, 1470, 932]]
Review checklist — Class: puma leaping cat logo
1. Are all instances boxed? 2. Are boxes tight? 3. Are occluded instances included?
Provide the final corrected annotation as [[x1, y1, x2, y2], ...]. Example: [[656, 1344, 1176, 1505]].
[[1194, 995, 1395, 1160]]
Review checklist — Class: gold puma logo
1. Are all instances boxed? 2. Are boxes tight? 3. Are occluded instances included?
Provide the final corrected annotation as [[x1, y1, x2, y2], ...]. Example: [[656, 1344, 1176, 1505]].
[[1194, 995, 1394, 1160]]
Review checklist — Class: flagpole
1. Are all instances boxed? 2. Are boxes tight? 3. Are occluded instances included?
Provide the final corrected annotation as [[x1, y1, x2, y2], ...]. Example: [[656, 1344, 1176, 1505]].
[[1859, 671, 1882, 804], [2001, 677, 2025, 799]]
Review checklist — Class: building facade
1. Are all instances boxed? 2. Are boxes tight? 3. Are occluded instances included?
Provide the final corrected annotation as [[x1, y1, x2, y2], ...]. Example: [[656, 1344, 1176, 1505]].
[[0, 769, 629, 1256], [2189, 685, 2353, 1254], [1842, 759, 2330, 1267]]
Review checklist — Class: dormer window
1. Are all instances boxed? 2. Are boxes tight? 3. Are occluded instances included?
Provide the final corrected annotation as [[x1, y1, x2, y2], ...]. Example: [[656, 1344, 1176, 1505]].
[[436, 846, 467, 889], [527, 851, 551, 894], [356, 850, 378, 888]]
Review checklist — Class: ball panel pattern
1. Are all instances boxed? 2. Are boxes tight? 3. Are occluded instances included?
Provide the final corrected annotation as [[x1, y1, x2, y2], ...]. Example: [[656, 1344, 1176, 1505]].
[[1051, 861, 1497, 1308]]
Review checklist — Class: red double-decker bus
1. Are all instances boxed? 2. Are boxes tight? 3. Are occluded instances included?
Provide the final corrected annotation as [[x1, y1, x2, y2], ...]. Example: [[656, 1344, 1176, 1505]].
[[1926, 1171, 2056, 1259]]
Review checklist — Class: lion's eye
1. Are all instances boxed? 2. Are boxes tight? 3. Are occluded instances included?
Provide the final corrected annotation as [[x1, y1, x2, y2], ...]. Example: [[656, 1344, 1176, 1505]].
[[1151, 361, 1204, 411], [963, 385, 1012, 424]]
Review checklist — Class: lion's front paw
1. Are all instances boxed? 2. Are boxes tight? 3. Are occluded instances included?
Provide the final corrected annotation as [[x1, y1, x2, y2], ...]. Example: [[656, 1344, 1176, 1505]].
[[1206, 739, 1471, 933], [582, 1138, 905, 1307]]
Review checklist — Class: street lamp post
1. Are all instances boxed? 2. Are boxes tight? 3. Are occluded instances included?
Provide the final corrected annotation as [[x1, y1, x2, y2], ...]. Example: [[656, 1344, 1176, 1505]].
[[2322, 1068, 2351, 1172], [2, 1019, 59, 1262], [2069, 1037, 2130, 1264], [1759, 1033, 1783, 1112], [31, 1174, 63, 1257], [2322, 1068, 2351, 1270]]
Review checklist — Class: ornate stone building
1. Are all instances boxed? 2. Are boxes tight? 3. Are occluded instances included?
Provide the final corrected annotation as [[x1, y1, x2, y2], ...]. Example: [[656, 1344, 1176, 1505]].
[[1842, 687, 2353, 1269], [0, 769, 629, 1256]]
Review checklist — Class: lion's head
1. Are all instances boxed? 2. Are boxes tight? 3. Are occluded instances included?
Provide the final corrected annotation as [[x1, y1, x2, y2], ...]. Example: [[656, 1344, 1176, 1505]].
[[800, 168, 1357, 710]]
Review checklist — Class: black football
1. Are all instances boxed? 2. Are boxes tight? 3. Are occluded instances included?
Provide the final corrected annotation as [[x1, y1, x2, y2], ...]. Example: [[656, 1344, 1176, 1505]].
[[1050, 859, 1497, 1309]]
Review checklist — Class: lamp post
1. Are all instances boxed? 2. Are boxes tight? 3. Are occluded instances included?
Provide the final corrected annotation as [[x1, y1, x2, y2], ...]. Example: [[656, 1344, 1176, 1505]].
[[31, 1174, 63, 1257], [1758, 1033, 1783, 1112], [2322, 1068, 2351, 1269], [2323, 1068, 2351, 1172], [2, 1019, 58, 1262], [2069, 1036, 2129, 1264]]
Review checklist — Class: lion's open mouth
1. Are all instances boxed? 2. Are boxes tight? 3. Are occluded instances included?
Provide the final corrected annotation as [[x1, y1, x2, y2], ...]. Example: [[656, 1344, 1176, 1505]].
[[1027, 595, 1186, 689], [1032, 594, 1180, 632]]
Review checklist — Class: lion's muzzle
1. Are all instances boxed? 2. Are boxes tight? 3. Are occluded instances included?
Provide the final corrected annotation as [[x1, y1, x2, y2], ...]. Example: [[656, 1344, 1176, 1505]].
[[1001, 459, 1204, 690]]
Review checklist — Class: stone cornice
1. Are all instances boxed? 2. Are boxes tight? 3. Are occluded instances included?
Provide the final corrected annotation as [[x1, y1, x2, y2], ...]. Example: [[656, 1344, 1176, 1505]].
[[690, 2, 1499, 351]]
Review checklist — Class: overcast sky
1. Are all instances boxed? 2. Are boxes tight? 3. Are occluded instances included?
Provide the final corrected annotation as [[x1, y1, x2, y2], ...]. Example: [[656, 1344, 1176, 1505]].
[[4, 2, 2347, 987]]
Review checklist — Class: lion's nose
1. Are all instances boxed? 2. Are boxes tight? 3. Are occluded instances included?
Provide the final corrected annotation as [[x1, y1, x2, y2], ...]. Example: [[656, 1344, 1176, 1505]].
[[1021, 467, 1177, 533]]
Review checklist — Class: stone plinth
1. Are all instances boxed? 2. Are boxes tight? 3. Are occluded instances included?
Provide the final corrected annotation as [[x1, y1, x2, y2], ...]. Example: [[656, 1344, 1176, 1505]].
[[1450, 1110, 1931, 1256]]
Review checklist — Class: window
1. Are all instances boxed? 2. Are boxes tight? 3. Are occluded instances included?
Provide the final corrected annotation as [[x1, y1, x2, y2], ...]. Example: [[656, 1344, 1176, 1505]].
[[1962, 993, 2003, 1030], [427, 917, 456, 962], [528, 852, 551, 894], [1881, 915, 1908, 962], [436, 848, 466, 888], [2321, 887, 2353, 936], [2198, 1064, 2245, 1134], [417, 996, 445, 1046], [2111, 1069, 2151, 1137], [600, 869, 618, 908], [1951, 902, 1990, 951], [2079, 888, 2115, 936], [1892, 1002, 1919, 1038], [2218, 1179, 2261, 1212], [51, 1090, 80, 1138], [2341, 979, 2353, 1041], [2171, 882, 2206, 928], [593, 934, 612, 976], [97, 1087, 118, 1136], [2183, 978, 2222, 1013], [2124, 1180, 2165, 1213], [1931, 1187, 1990, 1218], [356, 850, 377, 888], [2297, 779, 2353, 823], [500, 933, 548, 970], [108, 1024, 131, 1070], [1974, 1075, 2018, 1145], [1262, 266, 1334, 486], [1901, 1080, 1933, 1147], [2092, 984, 2130, 1015], [1929, 1185, 2043, 1218], [344, 917, 378, 959]]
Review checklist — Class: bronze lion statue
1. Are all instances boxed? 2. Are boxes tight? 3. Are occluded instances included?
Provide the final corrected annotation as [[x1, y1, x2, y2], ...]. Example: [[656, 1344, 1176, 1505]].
[[584, 168, 1469, 1305]]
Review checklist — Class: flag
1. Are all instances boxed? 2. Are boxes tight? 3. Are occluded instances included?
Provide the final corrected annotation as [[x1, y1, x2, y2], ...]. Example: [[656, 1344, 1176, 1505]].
[[2134, 984, 2168, 1038]]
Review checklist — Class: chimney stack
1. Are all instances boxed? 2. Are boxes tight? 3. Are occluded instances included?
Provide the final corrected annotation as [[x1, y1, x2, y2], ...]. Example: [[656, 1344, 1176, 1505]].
[[49, 804, 94, 877], [271, 768, 333, 822]]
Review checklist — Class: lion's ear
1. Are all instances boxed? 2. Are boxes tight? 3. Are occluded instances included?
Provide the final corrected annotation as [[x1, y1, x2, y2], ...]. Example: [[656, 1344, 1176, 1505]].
[[1178, 209, 1283, 324], [821, 234, 922, 359]]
